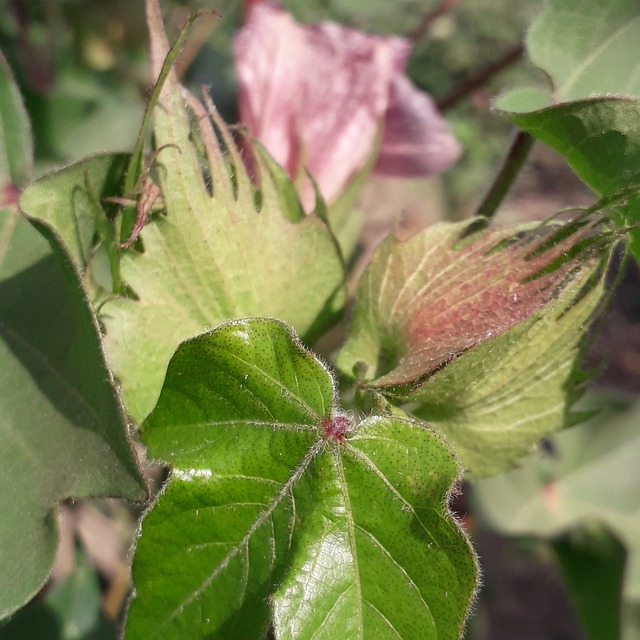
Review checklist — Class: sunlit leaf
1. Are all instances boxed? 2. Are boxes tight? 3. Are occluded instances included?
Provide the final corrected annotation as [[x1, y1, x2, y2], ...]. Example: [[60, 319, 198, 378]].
[[125, 318, 477, 639]]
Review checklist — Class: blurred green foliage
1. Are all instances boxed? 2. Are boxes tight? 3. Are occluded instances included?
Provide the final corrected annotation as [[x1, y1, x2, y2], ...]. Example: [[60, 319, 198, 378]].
[[0, 547, 116, 640]]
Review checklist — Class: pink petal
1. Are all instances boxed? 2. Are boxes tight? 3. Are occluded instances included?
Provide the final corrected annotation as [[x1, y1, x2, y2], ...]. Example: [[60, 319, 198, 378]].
[[234, 1, 461, 209], [292, 22, 409, 208], [374, 74, 462, 177], [234, 3, 305, 176], [234, 2, 409, 208]]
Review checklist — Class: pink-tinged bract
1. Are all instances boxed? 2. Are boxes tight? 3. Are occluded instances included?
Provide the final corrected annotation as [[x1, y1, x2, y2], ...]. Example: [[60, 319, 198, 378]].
[[339, 218, 606, 388]]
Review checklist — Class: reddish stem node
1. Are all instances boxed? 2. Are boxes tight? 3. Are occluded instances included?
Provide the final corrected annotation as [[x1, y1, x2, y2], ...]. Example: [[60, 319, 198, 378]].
[[321, 415, 354, 443]]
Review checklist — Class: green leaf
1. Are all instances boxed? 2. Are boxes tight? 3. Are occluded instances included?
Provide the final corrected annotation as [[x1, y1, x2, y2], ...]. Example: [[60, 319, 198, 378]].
[[495, 0, 640, 259], [99, 0, 345, 423], [0, 51, 32, 191], [32, 66, 144, 166], [472, 399, 640, 633], [125, 318, 477, 639], [505, 0, 640, 106], [0, 207, 146, 620], [273, 417, 477, 640], [553, 530, 626, 640], [19, 153, 129, 289]]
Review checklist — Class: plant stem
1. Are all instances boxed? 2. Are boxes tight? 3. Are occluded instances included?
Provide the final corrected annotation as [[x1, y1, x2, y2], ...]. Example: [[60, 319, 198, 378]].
[[474, 130, 534, 220], [436, 44, 523, 112], [409, 0, 459, 43]]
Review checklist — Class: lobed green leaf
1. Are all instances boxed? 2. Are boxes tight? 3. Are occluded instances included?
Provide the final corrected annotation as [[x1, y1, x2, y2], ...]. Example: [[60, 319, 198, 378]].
[[273, 416, 477, 640], [125, 318, 477, 639]]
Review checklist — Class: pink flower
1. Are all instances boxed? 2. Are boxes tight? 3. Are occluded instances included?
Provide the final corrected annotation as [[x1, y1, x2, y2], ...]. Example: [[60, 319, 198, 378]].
[[234, 1, 461, 210]]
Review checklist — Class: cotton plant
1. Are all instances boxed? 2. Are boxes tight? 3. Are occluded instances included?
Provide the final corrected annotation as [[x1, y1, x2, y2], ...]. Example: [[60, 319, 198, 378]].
[[1, 0, 638, 639]]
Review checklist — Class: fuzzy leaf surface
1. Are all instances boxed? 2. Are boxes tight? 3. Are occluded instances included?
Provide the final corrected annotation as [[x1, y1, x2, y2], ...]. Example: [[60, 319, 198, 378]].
[[126, 318, 477, 640], [19, 153, 129, 288], [0, 208, 145, 620], [496, 0, 640, 257], [99, 0, 345, 423]]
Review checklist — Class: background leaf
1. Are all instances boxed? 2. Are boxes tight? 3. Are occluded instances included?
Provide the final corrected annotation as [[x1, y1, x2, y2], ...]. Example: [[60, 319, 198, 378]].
[[0, 207, 145, 620], [472, 399, 640, 637], [495, 0, 640, 259], [0, 547, 116, 640], [30, 69, 144, 169], [126, 318, 477, 640], [553, 530, 626, 640], [515, 0, 640, 102]]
